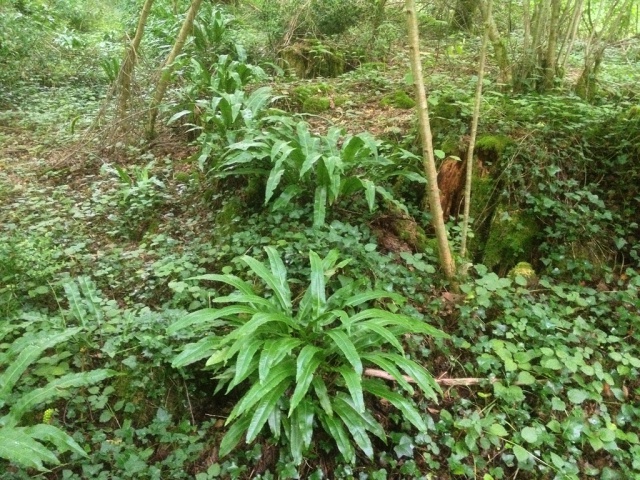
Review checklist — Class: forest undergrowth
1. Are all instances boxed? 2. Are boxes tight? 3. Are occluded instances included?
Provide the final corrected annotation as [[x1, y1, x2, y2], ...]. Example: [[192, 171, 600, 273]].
[[1, 1, 639, 479]]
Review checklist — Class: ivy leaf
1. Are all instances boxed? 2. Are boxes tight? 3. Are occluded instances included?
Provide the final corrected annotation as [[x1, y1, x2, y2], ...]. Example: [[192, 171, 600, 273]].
[[512, 444, 531, 463], [520, 426, 539, 443], [487, 423, 508, 437], [567, 388, 589, 404]]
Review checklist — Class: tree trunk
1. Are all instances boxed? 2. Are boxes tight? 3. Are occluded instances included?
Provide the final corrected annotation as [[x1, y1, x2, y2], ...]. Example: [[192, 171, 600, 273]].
[[404, 0, 456, 283], [575, 0, 633, 101], [452, 0, 478, 32], [146, 0, 204, 139], [559, 0, 583, 73], [117, 0, 155, 121], [542, 0, 561, 90], [479, 0, 511, 86], [460, 0, 491, 263]]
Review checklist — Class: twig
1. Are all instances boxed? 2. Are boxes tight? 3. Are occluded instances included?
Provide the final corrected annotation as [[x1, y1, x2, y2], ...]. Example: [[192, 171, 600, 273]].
[[364, 368, 536, 386]]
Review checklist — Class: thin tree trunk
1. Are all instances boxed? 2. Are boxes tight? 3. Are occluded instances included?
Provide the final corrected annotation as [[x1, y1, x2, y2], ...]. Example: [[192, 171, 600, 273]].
[[559, 0, 583, 72], [117, 0, 155, 121], [543, 0, 561, 90], [479, 0, 510, 86], [147, 0, 204, 139], [404, 0, 456, 283], [575, 0, 632, 100], [460, 0, 491, 264]]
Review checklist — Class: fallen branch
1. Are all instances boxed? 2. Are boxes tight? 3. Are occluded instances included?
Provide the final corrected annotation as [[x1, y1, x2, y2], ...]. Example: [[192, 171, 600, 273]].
[[364, 368, 517, 386]]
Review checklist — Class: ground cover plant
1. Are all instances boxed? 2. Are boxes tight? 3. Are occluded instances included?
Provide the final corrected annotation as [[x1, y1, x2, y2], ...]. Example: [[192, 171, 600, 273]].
[[0, 0, 639, 478]]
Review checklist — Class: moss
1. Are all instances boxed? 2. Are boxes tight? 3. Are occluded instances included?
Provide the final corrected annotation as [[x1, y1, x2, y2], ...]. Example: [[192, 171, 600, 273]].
[[475, 134, 512, 155], [508, 262, 536, 279], [280, 42, 346, 78], [482, 209, 538, 275], [334, 95, 348, 107], [359, 62, 386, 72], [302, 96, 331, 114], [216, 197, 244, 234], [627, 105, 640, 119], [393, 217, 431, 252], [381, 90, 416, 109], [465, 169, 496, 258]]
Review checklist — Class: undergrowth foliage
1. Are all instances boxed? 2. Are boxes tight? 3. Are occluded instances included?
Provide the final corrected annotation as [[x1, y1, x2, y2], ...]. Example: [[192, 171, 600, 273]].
[[1, 0, 640, 478], [169, 247, 448, 464]]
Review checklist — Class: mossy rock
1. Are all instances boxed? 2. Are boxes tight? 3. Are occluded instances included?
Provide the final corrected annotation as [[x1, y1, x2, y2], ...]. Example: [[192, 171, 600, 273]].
[[508, 261, 538, 283], [280, 41, 346, 78], [475, 134, 512, 157], [381, 90, 415, 109], [392, 217, 431, 252], [302, 97, 331, 114], [483, 209, 538, 275], [292, 83, 331, 104]]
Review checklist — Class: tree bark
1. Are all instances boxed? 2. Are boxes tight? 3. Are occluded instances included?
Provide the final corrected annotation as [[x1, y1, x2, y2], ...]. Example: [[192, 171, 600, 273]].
[[117, 0, 155, 121], [404, 0, 456, 283], [479, 0, 511, 86], [542, 0, 561, 90], [460, 0, 491, 263], [147, 0, 204, 139]]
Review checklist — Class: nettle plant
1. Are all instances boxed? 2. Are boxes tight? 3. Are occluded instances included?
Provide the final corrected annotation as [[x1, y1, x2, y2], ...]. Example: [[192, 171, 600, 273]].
[[169, 247, 447, 464]]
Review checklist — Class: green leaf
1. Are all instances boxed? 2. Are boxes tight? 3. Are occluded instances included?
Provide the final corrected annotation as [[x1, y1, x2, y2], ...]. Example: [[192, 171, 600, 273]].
[[341, 136, 365, 163], [332, 396, 373, 459], [189, 273, 255, 296], [567, 388, 589, 404], [245, 379, 289, 442], [521, 426, 539, 443], [0, 427, 59, 471], [512, 444, 531, 464], [230, 338, 263, 388], [0, 329, 80, 403], [167, 306, 252, 334], [210, 293, 275, 310], [327, 330, 362, 375], [362, 379, 427, 431], [264, 247, 291, 307], [223, 312, 292, 346], [487, 423, 508, 437], [167, 109, 192, 125], [227, 361, 295, 423], [358, 323, 404, 355], [312, 377, 332, 416], [388, 353, 441, 401], [313, 186, 327, 227], [272, 185, 302, 211], [348, 310, 449, 339], [336, 366, 364, 413], [360, 178, 376, 211], [265, 141, 294, 204], [322, 413, 355, 463], [361, 353, 414, 394], [241, 254, 292, 313], [342, 290, 405, 307], [218, 414, 252, 458], [259, 338, 302, 383], [308, 250, 326, 317], [24, 424, 87, 457], [289, 399, 315, 464], [289, 345, 323, 415], [516, 371, 536, 385], [8, 370, 114, 426], [172, 337, 220, 368]]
